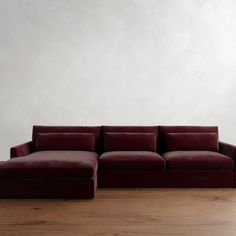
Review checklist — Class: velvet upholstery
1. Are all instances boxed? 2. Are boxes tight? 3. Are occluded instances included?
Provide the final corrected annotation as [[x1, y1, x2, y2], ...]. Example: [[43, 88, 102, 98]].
[[104, 132, 156, 152], [165, 132, 219, 152], [4, 125, 236, 198], [102, 126, 158, 133], [162, 151, 233, 171], [101, 126, 158, 152], [158, 126, 218, 153], [33, 126, 101, 152], [0, 177, 97, 198], [10, 141, 35, 158], [219, 142, 236, 159], [99, 170, 233, 188], [99, 151, 165, 171], [35, 133, 95, 151], [219, 142, 236, 186], [0, 151, 98, 178]]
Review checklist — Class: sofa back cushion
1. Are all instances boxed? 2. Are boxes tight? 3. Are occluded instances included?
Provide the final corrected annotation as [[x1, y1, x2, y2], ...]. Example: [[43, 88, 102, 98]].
[[35, 133, 96, 151], [33, 126, 101, 151], [102, 126, 158, 152], [158, 126, 219, 153], [104, 132, 156, 152], [165, 132, 219, 151]]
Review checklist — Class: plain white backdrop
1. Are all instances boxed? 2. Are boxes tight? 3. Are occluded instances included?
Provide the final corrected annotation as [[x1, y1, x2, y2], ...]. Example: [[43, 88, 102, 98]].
[[0, 0, 236, 160]]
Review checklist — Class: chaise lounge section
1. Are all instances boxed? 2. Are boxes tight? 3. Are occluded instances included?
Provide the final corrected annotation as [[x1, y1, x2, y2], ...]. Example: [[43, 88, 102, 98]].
[[0, 126, 100, 198]]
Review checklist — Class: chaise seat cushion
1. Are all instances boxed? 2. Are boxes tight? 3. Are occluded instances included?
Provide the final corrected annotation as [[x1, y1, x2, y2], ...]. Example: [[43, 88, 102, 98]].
[[162, 151, 233, 171], [99, 151, 166, 171], [0, 151, 98, 179]]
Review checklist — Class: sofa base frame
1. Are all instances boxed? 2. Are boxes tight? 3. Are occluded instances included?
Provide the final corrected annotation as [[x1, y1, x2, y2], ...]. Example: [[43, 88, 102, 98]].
[[98, 171, 233, 188], [0, 176, 97, 199]]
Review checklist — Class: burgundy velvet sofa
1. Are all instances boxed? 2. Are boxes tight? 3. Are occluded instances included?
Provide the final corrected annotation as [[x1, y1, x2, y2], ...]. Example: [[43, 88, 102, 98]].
[[0, 125, 235, 199]]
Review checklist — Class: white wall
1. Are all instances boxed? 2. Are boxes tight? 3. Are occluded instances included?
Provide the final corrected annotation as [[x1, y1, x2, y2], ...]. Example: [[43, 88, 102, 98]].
[[0, 0, 236, 160]]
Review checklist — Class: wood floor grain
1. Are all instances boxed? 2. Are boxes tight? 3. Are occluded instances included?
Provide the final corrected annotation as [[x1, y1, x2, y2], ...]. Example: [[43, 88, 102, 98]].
[[1, 189, 236, 236]]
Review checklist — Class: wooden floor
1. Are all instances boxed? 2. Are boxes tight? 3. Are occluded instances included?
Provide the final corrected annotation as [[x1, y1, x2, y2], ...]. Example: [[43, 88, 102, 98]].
[[1, 189, 236, 236]]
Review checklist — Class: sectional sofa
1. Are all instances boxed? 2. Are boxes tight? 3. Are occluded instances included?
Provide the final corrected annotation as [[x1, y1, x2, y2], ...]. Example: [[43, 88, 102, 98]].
[[0, 125, 235, 198]]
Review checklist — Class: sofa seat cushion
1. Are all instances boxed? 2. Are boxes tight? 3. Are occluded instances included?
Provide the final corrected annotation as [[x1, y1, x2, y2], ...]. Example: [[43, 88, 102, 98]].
[[99, 151, 166, 171], [162, 151, 233, 171], [0, 151, 98, 178]]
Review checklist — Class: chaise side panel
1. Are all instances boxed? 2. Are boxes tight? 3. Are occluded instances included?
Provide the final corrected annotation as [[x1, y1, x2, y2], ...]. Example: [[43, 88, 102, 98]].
[[0, 176, 97, 199]]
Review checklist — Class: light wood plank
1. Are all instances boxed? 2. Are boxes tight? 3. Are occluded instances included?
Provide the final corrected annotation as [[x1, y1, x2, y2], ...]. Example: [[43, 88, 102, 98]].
[[1, 189, 236, 236]]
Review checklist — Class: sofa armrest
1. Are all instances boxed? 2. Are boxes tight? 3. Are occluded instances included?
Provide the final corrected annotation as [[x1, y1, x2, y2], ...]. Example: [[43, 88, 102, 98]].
[[219, 141, 236, 160], [10, 141, 35, 158]]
